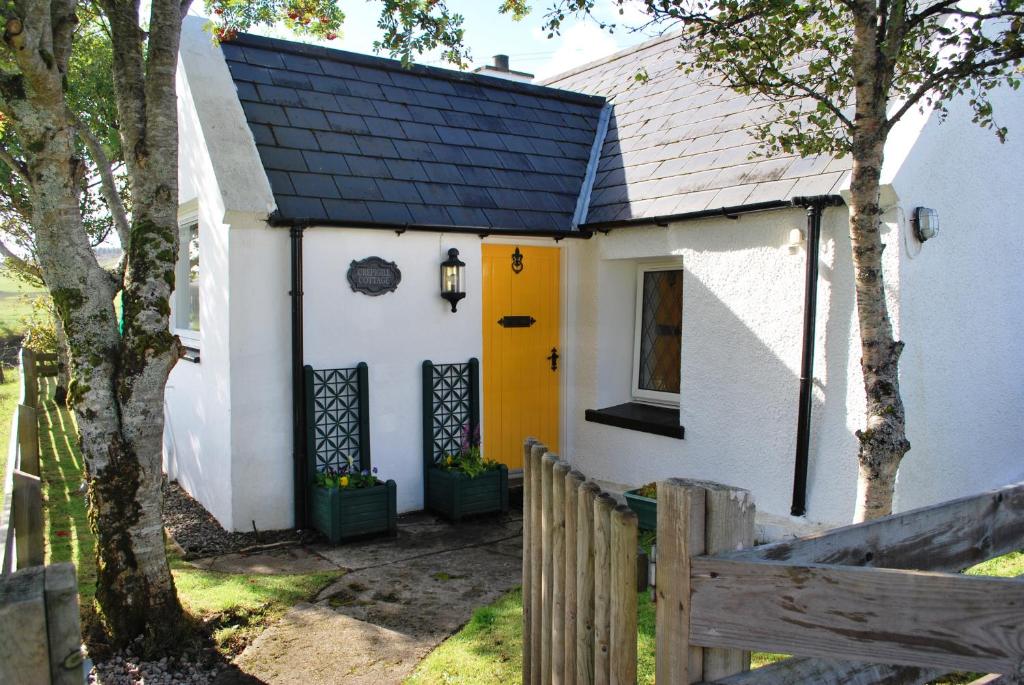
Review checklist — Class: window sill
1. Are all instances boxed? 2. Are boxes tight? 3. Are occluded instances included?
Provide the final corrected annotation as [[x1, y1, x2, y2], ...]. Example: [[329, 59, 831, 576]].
[[584, 402, 684, 440]]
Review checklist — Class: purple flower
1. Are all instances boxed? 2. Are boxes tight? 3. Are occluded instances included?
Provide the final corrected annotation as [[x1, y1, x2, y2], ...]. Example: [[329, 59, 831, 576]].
[[372, 467, 378, 474]]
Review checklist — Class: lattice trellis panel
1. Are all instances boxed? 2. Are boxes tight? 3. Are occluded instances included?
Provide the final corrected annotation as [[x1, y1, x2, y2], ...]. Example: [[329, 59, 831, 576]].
[[422, 359, 480, 466], [304, 364, 370, 478]]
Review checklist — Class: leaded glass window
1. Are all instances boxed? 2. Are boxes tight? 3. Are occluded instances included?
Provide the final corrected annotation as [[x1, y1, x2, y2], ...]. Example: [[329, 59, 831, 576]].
[[633, 265, 682, 403]]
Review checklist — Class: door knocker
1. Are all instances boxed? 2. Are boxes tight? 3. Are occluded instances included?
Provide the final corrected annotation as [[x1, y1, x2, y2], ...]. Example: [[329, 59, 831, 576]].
[[511, 247, 524, 274]]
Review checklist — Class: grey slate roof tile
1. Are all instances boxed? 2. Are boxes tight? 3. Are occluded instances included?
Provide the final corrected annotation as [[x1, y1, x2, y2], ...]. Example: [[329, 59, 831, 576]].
[[545, 33, 850, 223], [225, 33, 604, 233]]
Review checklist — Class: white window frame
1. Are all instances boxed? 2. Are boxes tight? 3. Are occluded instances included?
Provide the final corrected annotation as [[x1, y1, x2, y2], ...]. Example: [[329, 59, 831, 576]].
[[631, 260, 683, 407], [173, 203, 200, 348]]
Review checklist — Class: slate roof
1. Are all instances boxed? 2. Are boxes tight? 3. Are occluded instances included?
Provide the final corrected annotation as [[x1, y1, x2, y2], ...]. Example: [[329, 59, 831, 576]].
[[220, 34, 606, 234], [543, 33, 851, 226]]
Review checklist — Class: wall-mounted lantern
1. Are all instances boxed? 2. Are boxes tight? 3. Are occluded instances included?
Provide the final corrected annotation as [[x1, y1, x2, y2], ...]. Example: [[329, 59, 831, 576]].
[[912, 207, 939, 242], [440, 248, 466, 313]]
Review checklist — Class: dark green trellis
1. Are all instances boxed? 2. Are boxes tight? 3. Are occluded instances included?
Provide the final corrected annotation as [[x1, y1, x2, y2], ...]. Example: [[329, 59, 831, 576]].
[[304, 363, 370, 487], [422, 359, 479, 495]]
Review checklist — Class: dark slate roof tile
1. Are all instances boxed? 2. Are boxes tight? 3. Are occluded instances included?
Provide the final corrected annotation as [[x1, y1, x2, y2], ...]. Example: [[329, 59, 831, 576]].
[[355, 136, 399, 158], [365, 201, 414, 224], [265, 170, 295, 195], [225, 33, 604, 231], [323, 198, 372, 222], [291, 172, 341, 199], [302, 150, 351, 175], [343, 155, 392, 178], [276, 195, 325, 219], [258, 146, 307, 171], [326, 112, 369, 135], [408, 205, 453, 225], [285, 107, 329, 129], [242, 102, 288, 126], [274, 127, 319, 150], [281, 52, 323, 74], [335, 175, 384, 201], [314, 131, 360, 154], [334, 94, 377, 116], [220, 43, 246, 61], [363, 116, 405, 139], [374, 178, 423, 204]]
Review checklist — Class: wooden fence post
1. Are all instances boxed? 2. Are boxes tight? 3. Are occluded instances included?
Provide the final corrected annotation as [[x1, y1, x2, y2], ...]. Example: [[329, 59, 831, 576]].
[[564, 470, 585, 684], [541, 453, 557, 684], [0, 566, 50, 683], [13, 471, 43, 569], [45, 563, 83, 685], [21, 348, 38, 409], [551, 461, 569, 685], [656, 478, 706, 685], [17, 405, 39, 477], [593, 492, 616, 685], [529, 443, 547, 685], [610, 505, 638, 685], [576, 481, 600, 685], [702, 483, 756, 680], [522, 437, 537, 685]]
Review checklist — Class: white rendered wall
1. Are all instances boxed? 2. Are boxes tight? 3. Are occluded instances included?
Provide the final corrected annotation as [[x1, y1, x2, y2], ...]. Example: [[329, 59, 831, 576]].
[[888, 86, 1024, 512], [563, 205, 902, 526], [302, 229, 484, 514]]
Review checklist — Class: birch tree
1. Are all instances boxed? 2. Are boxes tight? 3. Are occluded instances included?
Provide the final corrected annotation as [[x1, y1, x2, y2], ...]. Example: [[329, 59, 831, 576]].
[[1, 0, 468, 650], [545, 0, 1023, 520]]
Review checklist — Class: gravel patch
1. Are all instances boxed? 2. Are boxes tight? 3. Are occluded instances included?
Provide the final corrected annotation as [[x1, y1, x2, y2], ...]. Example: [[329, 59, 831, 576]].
[[87, 638, 221, 685], [163, 480, 316, 559]]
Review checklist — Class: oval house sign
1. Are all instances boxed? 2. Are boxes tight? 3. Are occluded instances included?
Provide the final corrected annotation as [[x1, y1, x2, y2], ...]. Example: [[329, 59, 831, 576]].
[[347, 257, 401, 296]]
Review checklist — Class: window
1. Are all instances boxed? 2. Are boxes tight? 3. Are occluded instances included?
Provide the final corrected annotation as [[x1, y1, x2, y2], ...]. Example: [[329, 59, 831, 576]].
[[175, 221, 200, 339], [632, 263, 682, 405]]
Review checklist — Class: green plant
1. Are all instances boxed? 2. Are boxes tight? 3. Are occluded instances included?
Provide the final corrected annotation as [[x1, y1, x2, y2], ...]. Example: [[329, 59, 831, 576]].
[[439, 423, 499, 478], [636, 482, 657, 499], [315, 459, 381, 490]]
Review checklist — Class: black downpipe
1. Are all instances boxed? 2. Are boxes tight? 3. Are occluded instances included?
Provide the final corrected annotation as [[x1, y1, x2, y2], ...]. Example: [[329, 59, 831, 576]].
[[289, 225, 307, 529], [790, 195, 843, 517]]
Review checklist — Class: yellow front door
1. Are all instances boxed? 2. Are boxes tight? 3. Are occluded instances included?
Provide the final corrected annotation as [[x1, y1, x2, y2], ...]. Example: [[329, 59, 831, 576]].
[[482, 244, 560, 470]]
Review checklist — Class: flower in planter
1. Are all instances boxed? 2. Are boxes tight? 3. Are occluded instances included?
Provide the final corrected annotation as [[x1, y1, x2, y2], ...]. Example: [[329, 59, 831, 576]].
[[440, 423, 500, 478], [315, 463, 382, 490]]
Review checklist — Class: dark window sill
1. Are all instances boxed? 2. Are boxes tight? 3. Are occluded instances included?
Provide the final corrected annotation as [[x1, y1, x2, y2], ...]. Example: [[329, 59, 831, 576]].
[[584, 402, 684, 439], [181, 347, 201, 364]]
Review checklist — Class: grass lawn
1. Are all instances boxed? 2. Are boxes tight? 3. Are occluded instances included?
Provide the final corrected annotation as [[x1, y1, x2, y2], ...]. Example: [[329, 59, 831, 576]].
[[0, 270, 44, 338], [36, 377, 342, 656], [0, 370, 19, 510], [409, 550, 1022, 685]]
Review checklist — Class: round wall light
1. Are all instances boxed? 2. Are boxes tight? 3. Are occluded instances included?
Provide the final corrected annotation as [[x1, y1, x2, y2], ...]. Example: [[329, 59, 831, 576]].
[[912, 207, 939, 242]]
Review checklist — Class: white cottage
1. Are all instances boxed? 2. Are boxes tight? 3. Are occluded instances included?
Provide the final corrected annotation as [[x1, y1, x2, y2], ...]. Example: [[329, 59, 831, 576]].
[[167, 17, 1024, 535]]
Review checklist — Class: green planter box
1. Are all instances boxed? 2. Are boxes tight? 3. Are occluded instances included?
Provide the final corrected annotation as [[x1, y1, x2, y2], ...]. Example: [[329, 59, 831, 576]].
[[427, 465, 509, 521], [624, 488, 657, 532], [311, 480, 397, 544]]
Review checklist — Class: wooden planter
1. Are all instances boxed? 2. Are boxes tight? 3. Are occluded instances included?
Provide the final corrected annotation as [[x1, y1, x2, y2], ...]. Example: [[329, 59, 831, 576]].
[[624, 488, 657, 531], [311, 480, 397, 544], [427, 465, 509, 521]]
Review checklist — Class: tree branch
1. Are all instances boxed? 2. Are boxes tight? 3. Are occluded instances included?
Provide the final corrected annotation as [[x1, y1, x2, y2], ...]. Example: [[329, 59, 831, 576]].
[[0, 144, 31, 185], [71, 109, 130, 249]]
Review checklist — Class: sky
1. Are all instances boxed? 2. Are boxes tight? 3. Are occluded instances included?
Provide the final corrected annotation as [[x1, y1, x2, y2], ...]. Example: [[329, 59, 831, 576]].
[[187, 1, 662, 82]]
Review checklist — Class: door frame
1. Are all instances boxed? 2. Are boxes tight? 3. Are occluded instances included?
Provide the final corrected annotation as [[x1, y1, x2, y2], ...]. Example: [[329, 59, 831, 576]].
[[481, 236, 570, 471]]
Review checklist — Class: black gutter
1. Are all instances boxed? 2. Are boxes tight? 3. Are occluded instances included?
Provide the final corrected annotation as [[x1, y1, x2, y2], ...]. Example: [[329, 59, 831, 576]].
[[579, 199, 793, 232], [267, 212, 592, 240], [790, 194, 845, 517], [289, 224, 307, 529]]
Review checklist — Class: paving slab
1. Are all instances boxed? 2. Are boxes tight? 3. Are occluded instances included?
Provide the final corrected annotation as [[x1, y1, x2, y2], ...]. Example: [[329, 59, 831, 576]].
[[198, 546, 343, 575], [224, 512, 523, 684]]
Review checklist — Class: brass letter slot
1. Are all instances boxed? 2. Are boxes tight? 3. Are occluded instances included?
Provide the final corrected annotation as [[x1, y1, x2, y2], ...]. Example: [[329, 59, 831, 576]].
[[498, 315, 536, 328]]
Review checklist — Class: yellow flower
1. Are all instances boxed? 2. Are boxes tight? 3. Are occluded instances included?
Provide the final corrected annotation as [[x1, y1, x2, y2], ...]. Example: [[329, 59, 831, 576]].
[[340, 475, 350, 487]]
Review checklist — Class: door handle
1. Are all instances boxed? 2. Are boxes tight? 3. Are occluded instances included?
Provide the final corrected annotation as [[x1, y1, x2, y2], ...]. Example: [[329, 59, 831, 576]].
[[547, 347, 559, 371]]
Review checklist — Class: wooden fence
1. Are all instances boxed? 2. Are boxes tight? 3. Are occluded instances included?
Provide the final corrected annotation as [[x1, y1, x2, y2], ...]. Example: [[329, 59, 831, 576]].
[[523, 438, 1024, 685], [1, 348, 58, 574]]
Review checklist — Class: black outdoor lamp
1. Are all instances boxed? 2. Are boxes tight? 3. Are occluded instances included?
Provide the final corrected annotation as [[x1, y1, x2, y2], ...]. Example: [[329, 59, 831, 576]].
[[440, 248, 466, 312]]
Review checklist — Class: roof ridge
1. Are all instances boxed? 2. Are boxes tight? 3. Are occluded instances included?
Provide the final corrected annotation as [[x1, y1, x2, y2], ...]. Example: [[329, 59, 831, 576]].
[[228, 32, 606, 108], [539, 30, 682, 86]]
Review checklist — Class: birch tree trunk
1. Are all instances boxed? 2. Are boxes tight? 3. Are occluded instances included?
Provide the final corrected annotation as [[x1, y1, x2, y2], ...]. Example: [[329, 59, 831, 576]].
[[3, 0, 185, 648], [848, 1, 911, 521], [53, 309, 70, 404]]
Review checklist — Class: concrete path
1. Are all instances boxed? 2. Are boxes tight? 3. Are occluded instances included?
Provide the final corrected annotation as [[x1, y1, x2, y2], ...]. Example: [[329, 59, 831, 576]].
[[211, 511, 523, 685]]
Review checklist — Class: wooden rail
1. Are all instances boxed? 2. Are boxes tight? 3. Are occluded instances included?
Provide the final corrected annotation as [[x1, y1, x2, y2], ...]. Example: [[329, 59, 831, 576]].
[[1, 348, 46, 574]]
